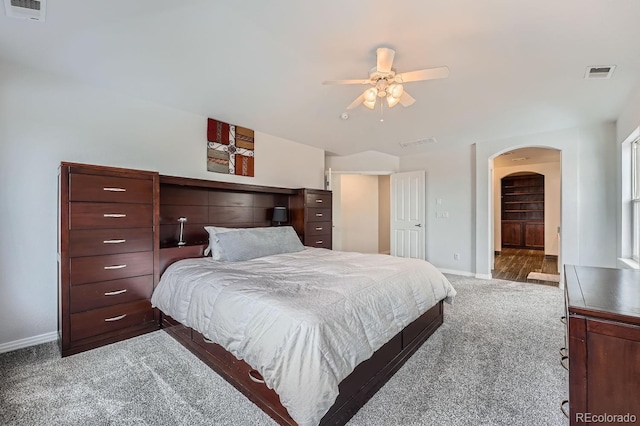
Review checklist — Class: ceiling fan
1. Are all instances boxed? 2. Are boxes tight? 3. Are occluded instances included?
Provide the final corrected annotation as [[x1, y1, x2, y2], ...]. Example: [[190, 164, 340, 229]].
[[323, 47, 449, 110]]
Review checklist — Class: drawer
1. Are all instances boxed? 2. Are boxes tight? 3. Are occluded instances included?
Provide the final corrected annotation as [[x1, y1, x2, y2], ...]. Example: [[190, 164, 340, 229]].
[[192, 331, 285, 409], [70, 202, 152, 229], [70, 275, 153, 313], [305, 221, 331, 236], [304, 234, 331, 249], [305, 192, 332, 207], [306, 207, 331, 222], [70, 173, 153, 204], [70, 300, 154, 341], [69, 228, 153, 257], [70, 251, 153, 285]]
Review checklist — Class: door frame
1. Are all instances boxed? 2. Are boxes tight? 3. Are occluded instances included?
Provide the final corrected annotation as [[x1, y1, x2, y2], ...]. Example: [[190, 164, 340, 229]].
[[490, 148, 562, 275]]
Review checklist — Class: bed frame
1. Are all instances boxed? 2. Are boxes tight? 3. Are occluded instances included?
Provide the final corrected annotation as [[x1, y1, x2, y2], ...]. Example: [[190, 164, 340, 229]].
[[156, 175, 445, 425], [158, 244, 444, 426]]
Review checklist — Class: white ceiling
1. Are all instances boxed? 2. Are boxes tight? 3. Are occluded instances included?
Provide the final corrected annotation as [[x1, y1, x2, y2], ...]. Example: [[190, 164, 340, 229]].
[[1, 0, 639, 157]]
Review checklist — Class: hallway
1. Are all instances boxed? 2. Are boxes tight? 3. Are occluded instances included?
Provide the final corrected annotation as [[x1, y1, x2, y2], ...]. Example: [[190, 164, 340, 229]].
[[492, 248, 559, 286]]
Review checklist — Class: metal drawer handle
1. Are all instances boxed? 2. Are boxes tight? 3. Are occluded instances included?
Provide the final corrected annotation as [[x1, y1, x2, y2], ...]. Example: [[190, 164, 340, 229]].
[[103, 187, 126, 192], [104, 289, 127, 296], [315, 240, 323, 244], [560, 355, 569, 371], [560, 400, 569, 419], [104, 264, 127, 270], [559, 347, 567, 357], [315, 199, 323, 203], [104, 314, 127, 322], [248, 370, 265, 384], [103, 239, 126, 244], [315, 213, 323, 217], [203, 337, 215, 344], [315, 227, 323, 231], [103, 213, 127, 218]]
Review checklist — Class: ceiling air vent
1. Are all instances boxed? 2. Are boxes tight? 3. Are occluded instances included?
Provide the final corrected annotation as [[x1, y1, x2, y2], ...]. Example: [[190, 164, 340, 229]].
[[399, 137, 437, 149], [584, 65, 616, 79], [4, 0, 46, 21]]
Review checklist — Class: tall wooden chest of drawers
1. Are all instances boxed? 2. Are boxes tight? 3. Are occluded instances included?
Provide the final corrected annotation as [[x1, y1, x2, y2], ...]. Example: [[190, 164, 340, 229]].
[[564, 265, 640, 424], [290, 189, 332, 249], [58, 163, 160, 356]]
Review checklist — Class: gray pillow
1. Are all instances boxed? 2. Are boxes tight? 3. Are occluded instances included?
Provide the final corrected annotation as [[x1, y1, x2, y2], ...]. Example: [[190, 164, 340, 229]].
[[214, 226, 304, 261]]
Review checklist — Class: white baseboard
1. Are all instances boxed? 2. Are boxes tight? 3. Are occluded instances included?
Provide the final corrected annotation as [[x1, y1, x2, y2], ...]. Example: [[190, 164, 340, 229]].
[[0, 331, 58, 354], [438, 268, 476, 277], [474, 273, 493, 280]]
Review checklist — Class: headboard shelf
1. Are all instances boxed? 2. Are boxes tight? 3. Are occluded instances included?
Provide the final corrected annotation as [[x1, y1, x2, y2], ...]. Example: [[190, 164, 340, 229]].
[[159, 175, 297, 195], [159, 175, 294, 248]]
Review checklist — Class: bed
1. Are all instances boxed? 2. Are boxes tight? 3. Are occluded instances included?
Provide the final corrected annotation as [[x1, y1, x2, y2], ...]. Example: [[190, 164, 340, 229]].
[[152, 226, 456, 426]]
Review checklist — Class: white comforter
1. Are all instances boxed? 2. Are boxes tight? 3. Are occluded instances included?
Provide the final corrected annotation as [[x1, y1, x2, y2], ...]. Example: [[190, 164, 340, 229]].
[[151, 248, 456, 426]]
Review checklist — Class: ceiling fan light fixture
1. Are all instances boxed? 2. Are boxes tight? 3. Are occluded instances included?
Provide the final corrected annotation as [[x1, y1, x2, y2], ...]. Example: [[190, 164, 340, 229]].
[[363, 99, 376, 109], [388, 83, 404, 98], [386, 95, 400, 108], [363, 87, 378, 102]]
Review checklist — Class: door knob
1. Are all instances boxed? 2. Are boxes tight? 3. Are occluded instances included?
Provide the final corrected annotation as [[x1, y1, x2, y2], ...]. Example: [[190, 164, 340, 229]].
[[415, 224, 422, 227]]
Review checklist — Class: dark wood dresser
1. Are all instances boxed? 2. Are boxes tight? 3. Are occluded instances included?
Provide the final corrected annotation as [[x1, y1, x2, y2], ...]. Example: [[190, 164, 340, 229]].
[[290, 188, 332, 249], [563, 265, 640, 424], [58, 162, 160, 356]]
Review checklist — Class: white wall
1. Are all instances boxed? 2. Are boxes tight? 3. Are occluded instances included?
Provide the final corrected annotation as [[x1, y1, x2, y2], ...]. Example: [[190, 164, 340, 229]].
[[400, 145, 475, 275], [378, 175, 391, 254], [326, 151, 399, 173], [493, 160, 561, 256], [0, 61, 325, 349], [336, 175, 380, 253]]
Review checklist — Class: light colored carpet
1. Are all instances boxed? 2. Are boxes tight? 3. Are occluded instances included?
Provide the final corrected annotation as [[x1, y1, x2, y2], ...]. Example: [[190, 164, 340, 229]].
[[0, 275, 568, 426], [526, 272, 561, 283]]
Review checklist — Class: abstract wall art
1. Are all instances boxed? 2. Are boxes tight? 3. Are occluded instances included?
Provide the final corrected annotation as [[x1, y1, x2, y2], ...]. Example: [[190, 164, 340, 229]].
[[207, 118, 255, 177]]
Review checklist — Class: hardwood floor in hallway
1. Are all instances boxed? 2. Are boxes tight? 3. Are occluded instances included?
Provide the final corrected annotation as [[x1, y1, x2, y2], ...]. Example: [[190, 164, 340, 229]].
[[492, 248, 559, 286]]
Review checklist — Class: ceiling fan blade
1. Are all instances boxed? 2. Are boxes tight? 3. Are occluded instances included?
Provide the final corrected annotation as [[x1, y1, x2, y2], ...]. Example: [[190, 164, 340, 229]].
[[346, 94, 365, 110], [399, 91, 416, 107], [395, 66, 449, 83], [376, 47, 395, 73], [322, 79, 370, 85]]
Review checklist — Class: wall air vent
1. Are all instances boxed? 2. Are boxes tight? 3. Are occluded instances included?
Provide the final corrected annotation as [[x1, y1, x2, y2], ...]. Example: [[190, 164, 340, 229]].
[[4, 0, 46, 21], [399, 137, 437, 149], [584, 65, 616, 79]]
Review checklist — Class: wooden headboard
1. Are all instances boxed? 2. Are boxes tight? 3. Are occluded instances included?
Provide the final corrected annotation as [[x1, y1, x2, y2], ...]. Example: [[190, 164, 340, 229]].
[[159, 175, 296, 248]]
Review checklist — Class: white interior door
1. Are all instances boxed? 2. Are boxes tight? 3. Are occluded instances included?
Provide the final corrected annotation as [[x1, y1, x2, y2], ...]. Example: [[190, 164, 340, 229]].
[[390, 171, 426, 259]]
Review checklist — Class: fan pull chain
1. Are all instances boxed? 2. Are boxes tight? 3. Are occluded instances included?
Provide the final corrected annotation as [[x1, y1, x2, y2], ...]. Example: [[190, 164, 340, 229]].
[[379, 98, 384, 122]]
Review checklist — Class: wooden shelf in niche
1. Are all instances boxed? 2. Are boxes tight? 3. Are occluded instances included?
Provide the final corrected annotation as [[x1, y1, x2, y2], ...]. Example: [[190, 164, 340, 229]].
[[501, 172, 545, 249]]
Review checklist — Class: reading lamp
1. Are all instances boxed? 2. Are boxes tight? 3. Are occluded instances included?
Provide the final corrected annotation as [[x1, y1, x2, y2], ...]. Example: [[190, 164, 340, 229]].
[[177, 217, 187, 246], [272, 207, 288, 226]]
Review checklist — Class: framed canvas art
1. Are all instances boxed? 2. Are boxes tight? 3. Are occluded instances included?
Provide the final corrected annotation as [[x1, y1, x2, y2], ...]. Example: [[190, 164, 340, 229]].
[[207, 118, 255, 177]]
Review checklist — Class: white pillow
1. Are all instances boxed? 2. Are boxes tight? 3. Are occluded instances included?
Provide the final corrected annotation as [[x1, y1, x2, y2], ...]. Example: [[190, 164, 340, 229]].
[[204, 226, 236, 259], [214, 226, 304, 261]]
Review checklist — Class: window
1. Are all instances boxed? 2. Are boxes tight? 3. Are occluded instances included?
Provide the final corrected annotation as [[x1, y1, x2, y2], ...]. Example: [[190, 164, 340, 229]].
[[632, 139, 640, 261]]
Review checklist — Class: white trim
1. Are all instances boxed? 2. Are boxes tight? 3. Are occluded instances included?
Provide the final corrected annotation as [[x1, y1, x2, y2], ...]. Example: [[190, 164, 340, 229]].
[[437, 268, 476, 277], [474, 273, 493, 280], [618, 257, 640, 270], [328, 170, 394, 175], [0, 331, 58, 354]]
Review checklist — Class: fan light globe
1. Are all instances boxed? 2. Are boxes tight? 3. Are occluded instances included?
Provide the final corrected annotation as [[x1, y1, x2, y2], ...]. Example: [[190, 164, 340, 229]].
[[364, 88, 378, 102], [387, 95, 400, 108], [363, 99, 376, 109], [389, 83, 404, 98]]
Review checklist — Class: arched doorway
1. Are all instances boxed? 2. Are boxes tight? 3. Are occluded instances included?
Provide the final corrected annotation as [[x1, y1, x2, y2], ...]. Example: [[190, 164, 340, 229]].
[[491, 147, 561, 285]]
